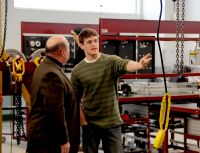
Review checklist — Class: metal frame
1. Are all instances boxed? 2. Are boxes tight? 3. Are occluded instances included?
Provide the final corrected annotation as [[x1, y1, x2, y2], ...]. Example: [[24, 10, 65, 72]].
[[99, 18, 200, 153]]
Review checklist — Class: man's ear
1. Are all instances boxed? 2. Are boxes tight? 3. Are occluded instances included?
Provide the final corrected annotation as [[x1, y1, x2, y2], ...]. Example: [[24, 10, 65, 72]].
[[59, 49, 65, 57]]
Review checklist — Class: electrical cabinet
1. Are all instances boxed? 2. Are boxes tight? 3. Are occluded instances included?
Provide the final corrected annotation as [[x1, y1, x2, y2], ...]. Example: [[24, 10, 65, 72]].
[[102, 40, 136, 61], [137, 39, 155, 74], [102, 40, 117, 55], [119, 40, 136, 60], [23, 36, 43, 59], [22, 35, 75, 72]]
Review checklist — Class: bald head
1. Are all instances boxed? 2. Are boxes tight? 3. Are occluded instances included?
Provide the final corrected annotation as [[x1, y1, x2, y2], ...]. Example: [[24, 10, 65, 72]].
[[45, 36, 69, 54], [45, 36, 70, 64]]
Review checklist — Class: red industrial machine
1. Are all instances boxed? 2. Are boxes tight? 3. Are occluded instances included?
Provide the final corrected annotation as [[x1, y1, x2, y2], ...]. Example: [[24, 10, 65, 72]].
[[99, 18, 200, 153]]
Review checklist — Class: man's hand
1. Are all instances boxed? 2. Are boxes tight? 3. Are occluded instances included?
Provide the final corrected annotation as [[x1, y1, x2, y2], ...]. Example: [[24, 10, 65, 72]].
[[139, 53, 152, 69], [126, 53, 152, 72], [61, 142, 70, 153]]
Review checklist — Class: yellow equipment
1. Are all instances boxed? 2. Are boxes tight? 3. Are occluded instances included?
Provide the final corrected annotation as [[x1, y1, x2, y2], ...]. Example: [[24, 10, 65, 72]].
[[12, 57, 25, 82], [33, 56, 43, 67], [154, 93, 171, 149]]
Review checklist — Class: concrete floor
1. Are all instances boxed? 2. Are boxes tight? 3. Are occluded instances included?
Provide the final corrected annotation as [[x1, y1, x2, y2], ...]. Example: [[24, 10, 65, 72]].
[[1, 121, 198, 153], [1, 121, 85, 153], [2, 121, 27, 153]]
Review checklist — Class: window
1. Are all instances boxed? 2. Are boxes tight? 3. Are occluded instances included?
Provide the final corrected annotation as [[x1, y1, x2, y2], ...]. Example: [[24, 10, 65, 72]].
[[14, 0, 140, 15]]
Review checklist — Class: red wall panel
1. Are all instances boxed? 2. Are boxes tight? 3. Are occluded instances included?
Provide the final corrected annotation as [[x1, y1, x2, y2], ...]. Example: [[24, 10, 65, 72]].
[[21, 22, 99, 51], [21, 22, 98, 34]]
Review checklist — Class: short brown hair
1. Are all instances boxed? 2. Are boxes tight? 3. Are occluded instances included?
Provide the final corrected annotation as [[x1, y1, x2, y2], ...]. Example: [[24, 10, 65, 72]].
[[78, 28, 98, 44]]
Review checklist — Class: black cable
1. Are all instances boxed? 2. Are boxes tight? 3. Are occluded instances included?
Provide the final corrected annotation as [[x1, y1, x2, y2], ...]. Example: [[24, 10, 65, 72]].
[[157, 0, 167, 93], [157, 0, 168, 130]]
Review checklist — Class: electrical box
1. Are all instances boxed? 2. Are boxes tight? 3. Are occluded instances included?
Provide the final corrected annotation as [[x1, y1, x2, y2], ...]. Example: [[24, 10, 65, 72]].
[[137, 39, 155, 74], [102, 40, 117, 55], [23, 36, 43, 59], [22, 34, 75, 72], [118, 40, 136, 60]]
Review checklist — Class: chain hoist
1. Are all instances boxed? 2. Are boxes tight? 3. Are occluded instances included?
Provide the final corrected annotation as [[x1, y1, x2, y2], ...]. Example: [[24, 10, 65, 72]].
[[1, 0, 26, 145], [175, 0, 185, 76], [12, 57, 26, 144], [154, 0, 171, 149], [0, 0, 8, 58]]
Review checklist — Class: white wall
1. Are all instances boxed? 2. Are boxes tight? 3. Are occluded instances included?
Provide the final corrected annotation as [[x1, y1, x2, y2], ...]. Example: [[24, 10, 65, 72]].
[[4, 0, 141, 50], [2, 0, 200, 68], [184, 0, 200, 21], [142, 0, 165, 20], [163, 0, 200, 68], [143, 0, 200, 69]]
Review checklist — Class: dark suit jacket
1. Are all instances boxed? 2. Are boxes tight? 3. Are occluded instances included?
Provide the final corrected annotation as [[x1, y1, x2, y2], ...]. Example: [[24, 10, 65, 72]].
[[27, 57, 80, 153]]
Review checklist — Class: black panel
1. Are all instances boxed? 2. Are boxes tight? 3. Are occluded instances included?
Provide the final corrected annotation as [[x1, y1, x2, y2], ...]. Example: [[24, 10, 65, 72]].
[[23, 35, 75, 72], [23, 36, 43, 59], [102, 40, 117, 55], [137, 39, 155, 74], [118, 40, 136, 60], [41, 36, 50, 48]]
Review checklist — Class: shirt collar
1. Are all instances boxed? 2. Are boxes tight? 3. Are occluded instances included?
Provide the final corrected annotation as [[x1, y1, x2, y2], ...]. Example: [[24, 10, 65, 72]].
[[46, 55, 64, 67]]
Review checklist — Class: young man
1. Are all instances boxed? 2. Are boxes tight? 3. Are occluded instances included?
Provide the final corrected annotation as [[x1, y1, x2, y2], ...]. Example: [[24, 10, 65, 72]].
[[27, 36, 80, 153], [70, 28, 151, 153]]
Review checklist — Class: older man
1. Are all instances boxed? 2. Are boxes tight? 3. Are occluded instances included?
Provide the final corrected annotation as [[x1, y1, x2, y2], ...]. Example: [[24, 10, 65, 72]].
[[27, 36, 80, 153]]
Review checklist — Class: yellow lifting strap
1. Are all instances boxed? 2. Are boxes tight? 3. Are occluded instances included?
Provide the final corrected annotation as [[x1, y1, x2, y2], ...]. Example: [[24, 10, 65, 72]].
[[34, 56, 43, 67], [154, 93, 171, 149], [12, 57, 25, 82]]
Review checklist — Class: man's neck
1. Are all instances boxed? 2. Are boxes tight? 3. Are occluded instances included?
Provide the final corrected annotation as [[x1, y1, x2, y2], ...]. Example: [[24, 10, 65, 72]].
[[46, 54, 64, 66], [85, 53, 101, 63], [86, 53, 101, 61]]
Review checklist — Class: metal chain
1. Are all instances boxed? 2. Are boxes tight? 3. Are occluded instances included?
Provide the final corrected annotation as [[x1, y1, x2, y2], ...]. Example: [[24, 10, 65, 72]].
[[0, 0, 8, 58], [15, 82, 26, 145], [176, 0, 180, 75], [180, 0, 185, 74]]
